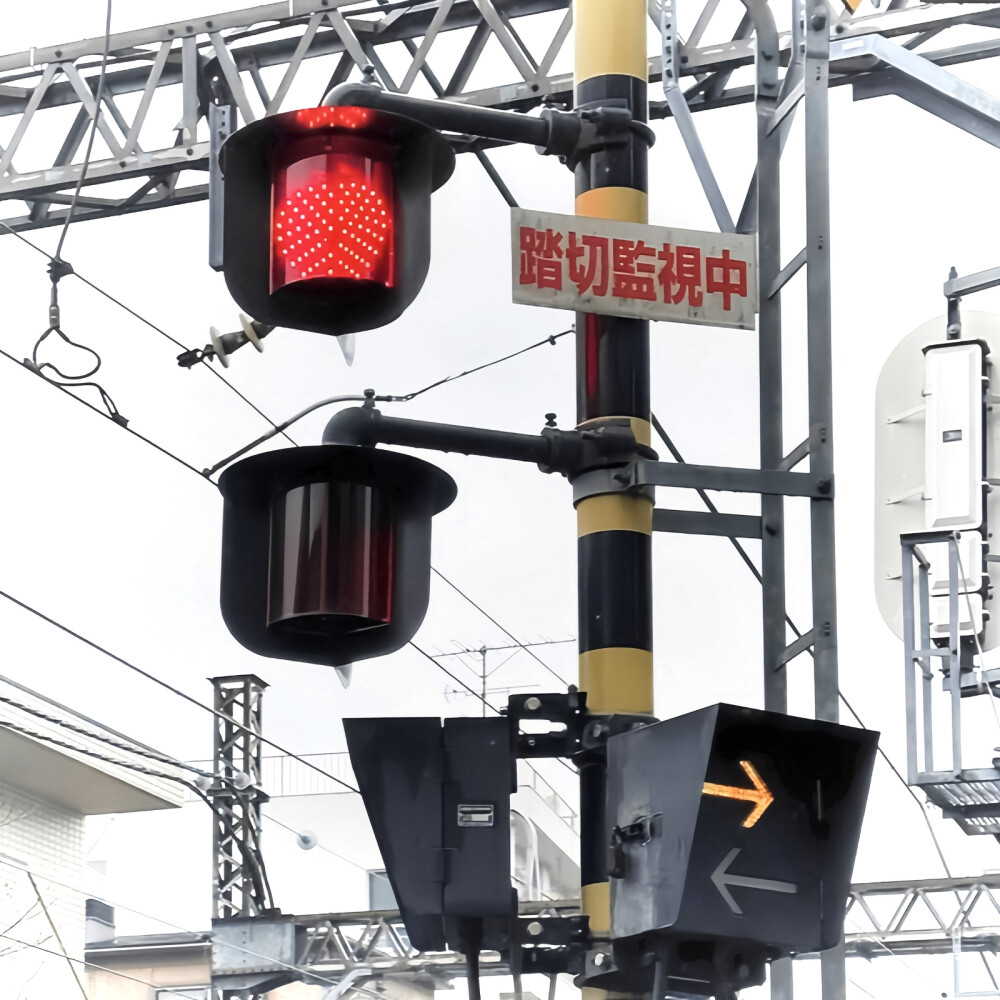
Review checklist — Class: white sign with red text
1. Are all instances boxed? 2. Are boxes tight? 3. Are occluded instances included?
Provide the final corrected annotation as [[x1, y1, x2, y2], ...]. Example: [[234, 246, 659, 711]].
[[511, 208, 757, 330]]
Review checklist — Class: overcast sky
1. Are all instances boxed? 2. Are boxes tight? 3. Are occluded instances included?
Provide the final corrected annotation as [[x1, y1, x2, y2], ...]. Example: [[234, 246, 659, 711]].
[[3, 1, 1000, 997]]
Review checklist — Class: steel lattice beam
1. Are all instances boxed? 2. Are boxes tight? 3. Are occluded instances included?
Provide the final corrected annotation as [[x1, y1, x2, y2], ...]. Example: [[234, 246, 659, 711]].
[[1, 0, 999, 231], [209, 875, 1000, 987]]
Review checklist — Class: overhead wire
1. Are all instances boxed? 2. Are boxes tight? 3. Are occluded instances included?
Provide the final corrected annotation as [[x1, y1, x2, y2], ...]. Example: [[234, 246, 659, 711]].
[[0, 343, 205, 478], [0, 932, 232, 1000], [0, 666, 199, 771], [0, 711, 274, 910], [0, 219, 298, 447], [52, 0, 113, 261], [0, 829, 389, 1000], [0, 218, 584, 819], [431, 568, 570, 687], [0, 690, 214, 780], [263, 814, 391, 888], [0, 586, 360, 795], [25, 872, 87, 1000]]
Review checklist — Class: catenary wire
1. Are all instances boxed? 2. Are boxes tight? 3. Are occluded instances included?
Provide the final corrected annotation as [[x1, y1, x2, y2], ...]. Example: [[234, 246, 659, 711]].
[[0, 932, 234, 1000], [0, 295, 576, 707], [0, 359, 575, 741], [0, 676, 387, 894], [0, 224, 576, 685], [0, 856, 385, 1000], [0, 690, 215, 780], [53, 0, 113, 262], [431, 569, 570, 687], [0, 666, 200, 771], [26, 872, 87, 1000], [387, 328, 573, 402], [0, 343, 206, 478], [0, 586, 360, 795], [648, 412, 958, 878], [263, 814, 391, 887], [0, 219, 297, 447], [0, 233, 580, 774], [0, 713, 274, 909]]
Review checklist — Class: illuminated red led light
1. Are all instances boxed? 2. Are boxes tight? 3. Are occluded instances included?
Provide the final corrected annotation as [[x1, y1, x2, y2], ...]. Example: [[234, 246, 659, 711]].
[[294, 106, 373, 130], [270, 147, 394, 291]]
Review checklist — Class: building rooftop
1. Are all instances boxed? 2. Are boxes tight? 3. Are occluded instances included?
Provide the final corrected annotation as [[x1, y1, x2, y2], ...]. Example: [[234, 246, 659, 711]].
[[0, 680, 184, 814]]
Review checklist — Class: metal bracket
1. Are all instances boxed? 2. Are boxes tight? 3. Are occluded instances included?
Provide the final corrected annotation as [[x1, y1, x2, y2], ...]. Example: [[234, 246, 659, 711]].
[[652, 509, 762, 539], [516, 914, 588, 975], [506, 691, 586, 758], [607, 813, 661, 879], [572, 459, 832, 503], [208, 101, 232, 272], [944, 266, 1000, 300]]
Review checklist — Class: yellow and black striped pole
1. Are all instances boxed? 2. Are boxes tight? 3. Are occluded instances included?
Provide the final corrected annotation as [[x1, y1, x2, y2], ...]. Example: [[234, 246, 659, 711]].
[[573, 0, 653, 991]]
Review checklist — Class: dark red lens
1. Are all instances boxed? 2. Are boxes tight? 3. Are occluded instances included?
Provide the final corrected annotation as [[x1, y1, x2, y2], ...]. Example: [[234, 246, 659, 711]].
[[270, 146, 394, 291], [267, 482, 394, 634]]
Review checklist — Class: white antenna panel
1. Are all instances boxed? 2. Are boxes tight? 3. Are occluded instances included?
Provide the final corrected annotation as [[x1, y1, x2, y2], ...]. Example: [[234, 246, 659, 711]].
[[874, 312, 1000, 649], [924, 342, 984, 530]]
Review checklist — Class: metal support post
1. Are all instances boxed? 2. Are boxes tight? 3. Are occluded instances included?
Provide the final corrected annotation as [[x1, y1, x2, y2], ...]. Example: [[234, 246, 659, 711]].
[[571, 2, 653, 995], [210, 674, 271, 921], [806, 0, 838, 729], [754, 0, 787, 721]]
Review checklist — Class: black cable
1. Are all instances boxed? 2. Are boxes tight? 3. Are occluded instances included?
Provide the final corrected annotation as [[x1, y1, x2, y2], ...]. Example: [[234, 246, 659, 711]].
[[462, 922, 484, 1000], [1, 223, 579, 775], [0, 933, 206, 1000], [649, 412, 956, 878], [0, 586, 360, 795], [392, 328, 573, 402], [0, 219, 297, 447], [837, 690, 952, 878], [431, 568, 569, 687], [0, 712, 274, 908], [0, 691, 213, 779], [410, 639, 498, 711], [0, 343, 205, 478], [53, 0, 113, 261]]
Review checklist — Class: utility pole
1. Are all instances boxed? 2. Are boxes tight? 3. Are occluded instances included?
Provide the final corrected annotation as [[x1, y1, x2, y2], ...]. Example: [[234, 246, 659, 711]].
[[572, 4, 653, 989]]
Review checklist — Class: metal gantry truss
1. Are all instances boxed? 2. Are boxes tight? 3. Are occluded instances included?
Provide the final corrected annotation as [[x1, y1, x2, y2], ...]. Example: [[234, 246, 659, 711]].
[[0, 0, 999, 230], [211, 877, 1000, 985]]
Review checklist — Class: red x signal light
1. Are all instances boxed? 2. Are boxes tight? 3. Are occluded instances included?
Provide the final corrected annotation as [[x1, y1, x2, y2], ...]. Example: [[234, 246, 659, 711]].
[[220, 105, 454, 337]]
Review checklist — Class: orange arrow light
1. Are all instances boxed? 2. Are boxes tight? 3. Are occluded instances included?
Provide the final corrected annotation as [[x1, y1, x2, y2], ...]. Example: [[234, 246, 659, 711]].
[[702, 760, 774, 828]]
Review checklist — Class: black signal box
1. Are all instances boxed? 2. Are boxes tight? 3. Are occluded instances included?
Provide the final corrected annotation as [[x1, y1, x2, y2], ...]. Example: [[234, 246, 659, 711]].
[[344, 716, 516, 953], [606, 704, 877, 989]]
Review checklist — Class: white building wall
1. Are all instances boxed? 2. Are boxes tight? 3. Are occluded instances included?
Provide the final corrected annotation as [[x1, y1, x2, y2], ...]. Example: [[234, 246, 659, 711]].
[[0, 779, 85, 1000]]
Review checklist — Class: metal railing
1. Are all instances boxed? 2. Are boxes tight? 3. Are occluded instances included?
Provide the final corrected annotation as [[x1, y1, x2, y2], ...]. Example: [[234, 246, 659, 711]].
[[185, 753, 580, 834]]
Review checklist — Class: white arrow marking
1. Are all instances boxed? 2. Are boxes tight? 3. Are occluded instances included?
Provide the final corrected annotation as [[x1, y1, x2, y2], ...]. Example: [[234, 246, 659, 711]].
[[711, 847, 798, 915]]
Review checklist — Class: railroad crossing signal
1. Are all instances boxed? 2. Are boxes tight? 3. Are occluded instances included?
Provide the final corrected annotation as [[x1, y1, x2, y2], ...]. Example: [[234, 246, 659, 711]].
[[606, 704, 878, 995], [701, 759, 773, 828], [219, 105, 454, 336], [344, 715, 516, 953], [217, 444, 456, 668]]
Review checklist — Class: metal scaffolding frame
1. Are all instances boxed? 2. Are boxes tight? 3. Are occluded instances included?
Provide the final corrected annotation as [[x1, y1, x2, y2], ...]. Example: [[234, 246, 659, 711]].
[[210, 875, 1000, 982], [0, 0, 999, 230]]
